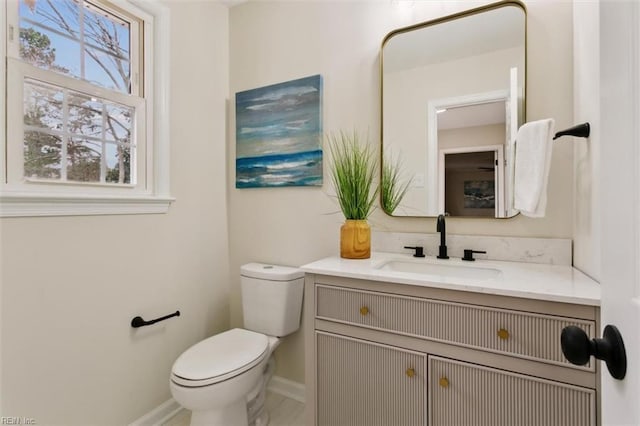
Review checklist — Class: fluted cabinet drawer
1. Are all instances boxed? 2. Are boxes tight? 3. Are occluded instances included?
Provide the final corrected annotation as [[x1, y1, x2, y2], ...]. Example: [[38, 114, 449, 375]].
[[316, 331, 427, 426], [316, 285, 595, 369], [428, 356, 596, 426]]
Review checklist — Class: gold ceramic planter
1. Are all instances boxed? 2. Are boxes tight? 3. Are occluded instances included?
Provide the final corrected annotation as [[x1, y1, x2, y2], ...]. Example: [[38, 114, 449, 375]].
[[340, 220, 371, 259]]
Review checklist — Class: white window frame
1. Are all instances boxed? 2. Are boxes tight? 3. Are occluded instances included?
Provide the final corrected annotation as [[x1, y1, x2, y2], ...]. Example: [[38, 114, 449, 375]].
[[0, 0, 173, 217]]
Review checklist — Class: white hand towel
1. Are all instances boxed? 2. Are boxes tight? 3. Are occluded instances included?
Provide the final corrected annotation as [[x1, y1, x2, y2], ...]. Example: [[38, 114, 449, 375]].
[[513, 119, 555, 218]]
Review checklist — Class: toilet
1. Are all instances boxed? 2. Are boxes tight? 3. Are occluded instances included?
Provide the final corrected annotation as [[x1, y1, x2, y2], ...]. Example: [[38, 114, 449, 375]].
[[170, 263, 304, 426]]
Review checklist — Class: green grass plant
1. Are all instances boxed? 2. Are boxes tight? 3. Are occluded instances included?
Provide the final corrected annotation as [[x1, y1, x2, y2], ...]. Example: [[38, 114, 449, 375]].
[[381, 151, 412, 214], [328, 130, 378, 220]]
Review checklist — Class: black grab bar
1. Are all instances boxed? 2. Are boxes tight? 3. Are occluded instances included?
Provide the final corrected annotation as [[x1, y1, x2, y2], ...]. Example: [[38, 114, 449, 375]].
[[131, 310, 180, 328]]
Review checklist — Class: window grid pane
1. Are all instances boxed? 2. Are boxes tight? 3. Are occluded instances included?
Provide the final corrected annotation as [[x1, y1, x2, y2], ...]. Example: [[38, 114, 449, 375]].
[[23, 130, 62, 179], [105, 141, 131, 184], [18, 0, 132, 94], [67, 137, 101, 182], [23, 78, 135, 185], [23, 81, 63, 131]]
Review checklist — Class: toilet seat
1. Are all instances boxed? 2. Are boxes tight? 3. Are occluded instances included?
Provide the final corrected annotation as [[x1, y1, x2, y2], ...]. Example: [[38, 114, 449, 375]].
[[171, 328, 269, 388]]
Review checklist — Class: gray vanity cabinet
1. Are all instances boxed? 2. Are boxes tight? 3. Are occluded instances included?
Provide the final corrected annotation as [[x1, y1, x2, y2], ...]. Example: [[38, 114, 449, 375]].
[[305, 274, 600, 426], [429, 356, 595, 426], [316, 332, 426, 426]]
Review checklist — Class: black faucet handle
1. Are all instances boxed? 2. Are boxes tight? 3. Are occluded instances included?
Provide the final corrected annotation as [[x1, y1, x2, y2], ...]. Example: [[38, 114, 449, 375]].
[[462, 249, 487, 261], [404, 246, 426, 258]]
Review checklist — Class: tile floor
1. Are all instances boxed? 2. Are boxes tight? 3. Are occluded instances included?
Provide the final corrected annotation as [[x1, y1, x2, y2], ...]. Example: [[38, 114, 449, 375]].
[[163, 391, 305, 426]]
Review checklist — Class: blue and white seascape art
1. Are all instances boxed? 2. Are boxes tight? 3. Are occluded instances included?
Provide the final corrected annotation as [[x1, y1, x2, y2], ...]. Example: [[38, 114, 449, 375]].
[[235, 75, 323, 188]]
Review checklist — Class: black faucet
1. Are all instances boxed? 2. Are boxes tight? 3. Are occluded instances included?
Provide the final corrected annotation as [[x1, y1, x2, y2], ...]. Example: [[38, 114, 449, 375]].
[[436, 214, 449, 259]]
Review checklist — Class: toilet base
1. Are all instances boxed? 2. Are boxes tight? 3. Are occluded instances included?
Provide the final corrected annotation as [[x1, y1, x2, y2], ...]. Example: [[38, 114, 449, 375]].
[[190, 399, 247, 426], [248, 356, 275, 426], [254, 409, 269, 426]]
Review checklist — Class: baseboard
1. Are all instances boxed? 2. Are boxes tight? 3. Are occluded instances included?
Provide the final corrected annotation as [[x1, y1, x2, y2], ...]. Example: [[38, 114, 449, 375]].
[[267, 375, 306, 404], [129, 398, 183, 426]]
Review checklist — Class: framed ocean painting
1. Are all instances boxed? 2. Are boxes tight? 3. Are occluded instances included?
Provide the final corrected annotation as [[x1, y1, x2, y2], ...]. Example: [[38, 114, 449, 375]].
[[235, 75, 323, 188], [463, 180, 495, 209]]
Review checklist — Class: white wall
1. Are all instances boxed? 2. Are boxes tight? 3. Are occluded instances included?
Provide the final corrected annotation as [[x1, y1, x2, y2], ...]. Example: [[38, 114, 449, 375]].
[[0, 2, 230, 424], [229, 0, 575, 384], [572, 1, 600, 281], [439, 124, 505, 151]]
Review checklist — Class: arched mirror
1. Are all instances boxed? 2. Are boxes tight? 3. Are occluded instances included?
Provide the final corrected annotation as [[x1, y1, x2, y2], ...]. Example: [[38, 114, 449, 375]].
[[381, 0, 526, 218]]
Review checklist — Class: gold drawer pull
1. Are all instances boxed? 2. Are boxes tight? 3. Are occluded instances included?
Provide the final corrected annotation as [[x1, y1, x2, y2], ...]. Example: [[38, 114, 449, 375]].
[[405, 368, 415, 378], [360, 306, 369, 316], [497, 328, 510, 340], [439, 377, 449, 388]]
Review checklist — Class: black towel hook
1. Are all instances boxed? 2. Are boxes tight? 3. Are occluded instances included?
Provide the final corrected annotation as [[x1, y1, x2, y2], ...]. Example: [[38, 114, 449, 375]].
[[553, 122, 590, 140]]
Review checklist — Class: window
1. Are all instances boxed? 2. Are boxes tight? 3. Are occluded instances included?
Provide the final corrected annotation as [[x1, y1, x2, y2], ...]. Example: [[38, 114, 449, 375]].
[[1, 0, 172, 216]]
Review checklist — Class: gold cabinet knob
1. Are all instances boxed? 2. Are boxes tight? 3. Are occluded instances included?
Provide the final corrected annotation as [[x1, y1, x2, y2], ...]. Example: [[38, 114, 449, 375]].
[[405, 368, 415, 378], [439, 377, 449, 388], [360, 306, 369, 316], [497, 328, 510, 340]]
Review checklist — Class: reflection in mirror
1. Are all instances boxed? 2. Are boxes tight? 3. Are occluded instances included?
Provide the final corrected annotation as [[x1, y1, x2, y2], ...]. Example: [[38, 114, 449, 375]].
[[381, 1, 526, 218], [438, 101, 506, 217]]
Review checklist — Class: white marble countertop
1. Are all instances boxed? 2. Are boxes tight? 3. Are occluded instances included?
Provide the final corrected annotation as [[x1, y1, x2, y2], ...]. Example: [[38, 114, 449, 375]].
[[301, 252, 601, 306]]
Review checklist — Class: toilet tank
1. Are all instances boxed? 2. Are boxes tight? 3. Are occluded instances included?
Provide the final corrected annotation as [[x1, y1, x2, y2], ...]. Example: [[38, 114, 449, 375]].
[[240, 263, 304, 337]]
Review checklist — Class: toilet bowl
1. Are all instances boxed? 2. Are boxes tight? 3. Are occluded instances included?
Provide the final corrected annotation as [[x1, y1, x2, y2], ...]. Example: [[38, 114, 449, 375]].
[[170, 329, 278, 426], [170, 263, 304, 426]]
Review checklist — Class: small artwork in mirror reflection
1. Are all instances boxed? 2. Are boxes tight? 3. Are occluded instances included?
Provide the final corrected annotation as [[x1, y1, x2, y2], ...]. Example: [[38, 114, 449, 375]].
[[463, 180, 495, 209], [235, 75, 323, 188]]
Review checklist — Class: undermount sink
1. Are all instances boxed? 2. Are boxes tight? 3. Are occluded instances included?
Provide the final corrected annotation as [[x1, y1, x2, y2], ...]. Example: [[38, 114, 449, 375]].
[[376, 259, 502, 281]]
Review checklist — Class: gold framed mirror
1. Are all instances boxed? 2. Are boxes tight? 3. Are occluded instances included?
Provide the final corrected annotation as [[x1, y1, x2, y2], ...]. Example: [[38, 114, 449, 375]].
[[381, 0, 526, 218]]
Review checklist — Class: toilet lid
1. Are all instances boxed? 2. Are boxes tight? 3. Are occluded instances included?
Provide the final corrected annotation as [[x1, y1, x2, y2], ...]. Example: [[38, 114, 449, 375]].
[[171, 328, 269, 386]]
